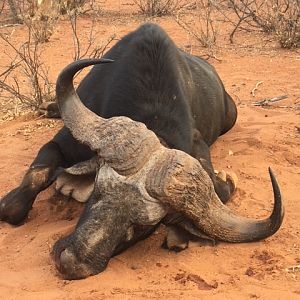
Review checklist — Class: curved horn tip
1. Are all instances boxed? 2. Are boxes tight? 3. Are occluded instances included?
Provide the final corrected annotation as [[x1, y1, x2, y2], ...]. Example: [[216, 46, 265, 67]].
[[86, 58, 114, 64], [73, 58, 114, 63], [268, 166, 274, 177], [268, 167, 281, 197], [98, 58, 114, 63], [268, 166, 284, 224]]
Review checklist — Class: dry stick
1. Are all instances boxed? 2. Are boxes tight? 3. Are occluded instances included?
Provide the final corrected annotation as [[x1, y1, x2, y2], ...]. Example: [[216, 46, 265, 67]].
[[68, 11, 81, 61], [0, 80, 32, 104], [285, 264, 300, 273], [68, 9, 116, 64], [251, 81, 263, 97], [0, 60, 20, 79], [228, 0, 253, 43], [0, 0, 6, 14], [174, 16, 219, 60], [0, 23, 22, 29], [252, 95, 288, 107], [229, 14, 252, 44]]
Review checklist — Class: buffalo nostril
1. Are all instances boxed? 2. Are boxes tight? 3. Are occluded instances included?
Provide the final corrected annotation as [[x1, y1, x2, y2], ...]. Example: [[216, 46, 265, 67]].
[[55, 248, 95, 280], [0, 201, 4, 216], [60, 249, 71, 265], [57, 248, 76, 275]]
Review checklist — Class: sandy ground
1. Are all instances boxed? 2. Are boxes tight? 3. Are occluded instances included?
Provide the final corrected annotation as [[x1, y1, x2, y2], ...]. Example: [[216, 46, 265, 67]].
[[0, 1, 299, 299]]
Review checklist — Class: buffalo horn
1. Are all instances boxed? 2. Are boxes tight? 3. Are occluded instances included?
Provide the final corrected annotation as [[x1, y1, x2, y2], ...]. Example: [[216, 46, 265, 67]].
[[56, 59, 284, 242]]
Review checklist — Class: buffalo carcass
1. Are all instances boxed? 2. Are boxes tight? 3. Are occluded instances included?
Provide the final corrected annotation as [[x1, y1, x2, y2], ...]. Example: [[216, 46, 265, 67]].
[[0, 23, 284, 279]]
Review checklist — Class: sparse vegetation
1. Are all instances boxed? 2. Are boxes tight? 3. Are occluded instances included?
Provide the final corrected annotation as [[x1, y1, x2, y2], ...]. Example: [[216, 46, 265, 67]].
[[221, 0, 300, 48], [0, 0, 299, 119], [133, 0, 189, 17], [67, 8, 116, 61], [0, 0, 113, 115], [134, 0, 299, 49], [4, 0, 99, 43], [0, 29, 55, 111], [175, 0, 219, 49]]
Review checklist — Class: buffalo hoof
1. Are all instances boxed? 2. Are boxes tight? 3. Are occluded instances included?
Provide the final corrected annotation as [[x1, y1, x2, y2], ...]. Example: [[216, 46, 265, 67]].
[[215, 170, 238, 194], [52, 237, 107, 280], [0, 187, 35, 225], [39, 102, 61, 118], [162, 225, 189, 252]]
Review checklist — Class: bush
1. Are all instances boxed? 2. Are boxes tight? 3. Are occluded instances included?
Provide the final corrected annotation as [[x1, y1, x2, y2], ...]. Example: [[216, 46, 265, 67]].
[[225, 0, 300, 48], [273, 0, 300, 48], [133, 0, 188, 17], [0, 29, 55, 110], [0, 2, 114, 115], [176, 0, 219, 48], [5, 0, 93, 43]]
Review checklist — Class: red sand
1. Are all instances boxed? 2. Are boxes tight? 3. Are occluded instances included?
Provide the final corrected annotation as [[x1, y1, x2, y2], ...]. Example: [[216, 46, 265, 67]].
[[0, 1, 299, 299]]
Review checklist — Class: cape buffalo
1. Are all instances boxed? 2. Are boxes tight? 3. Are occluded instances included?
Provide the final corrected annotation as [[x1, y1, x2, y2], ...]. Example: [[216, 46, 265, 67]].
[[0, 23, 284, 279]]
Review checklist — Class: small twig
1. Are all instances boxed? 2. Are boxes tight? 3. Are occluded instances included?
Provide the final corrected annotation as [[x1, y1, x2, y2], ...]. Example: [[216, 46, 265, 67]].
[[0, 0, 6, 14], [33, 113, 47, 121], [0, 60, 20, 78], [202, 52, 222, 62], [253, 95, 288, 107], [0, 23, 22, 29], [251, 81, 263, 97], [285, 264, 300, 273]]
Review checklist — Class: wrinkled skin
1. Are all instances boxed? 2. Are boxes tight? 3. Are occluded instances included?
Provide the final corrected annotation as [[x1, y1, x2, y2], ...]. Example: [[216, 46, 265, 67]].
[[0, 24, 283, 280]]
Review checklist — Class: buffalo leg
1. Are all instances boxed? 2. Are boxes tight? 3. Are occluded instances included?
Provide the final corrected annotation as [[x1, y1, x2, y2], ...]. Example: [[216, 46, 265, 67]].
[[0, 141, 64, 225], [162, 213, 216, 251], [192, 136, 235, 204], [161, 225, 190, 252]]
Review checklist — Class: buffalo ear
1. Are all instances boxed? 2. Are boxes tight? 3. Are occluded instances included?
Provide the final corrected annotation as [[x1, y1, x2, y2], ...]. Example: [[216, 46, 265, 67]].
[[63, 156, 99, 175], [55, 157, 99, 203], [56, 172, 95, 203]]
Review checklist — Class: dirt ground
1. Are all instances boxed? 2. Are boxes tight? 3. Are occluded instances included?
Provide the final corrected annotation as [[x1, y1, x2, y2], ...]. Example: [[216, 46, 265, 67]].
[[0, 1, 299, 299]]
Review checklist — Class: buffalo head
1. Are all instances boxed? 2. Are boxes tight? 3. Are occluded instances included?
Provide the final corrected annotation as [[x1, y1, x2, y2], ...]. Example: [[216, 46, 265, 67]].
[[52, 58, 284, 279]]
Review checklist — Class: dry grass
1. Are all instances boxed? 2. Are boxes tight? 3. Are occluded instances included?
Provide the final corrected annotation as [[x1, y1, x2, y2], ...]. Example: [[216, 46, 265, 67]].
[[133, 0, 189, 17]]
